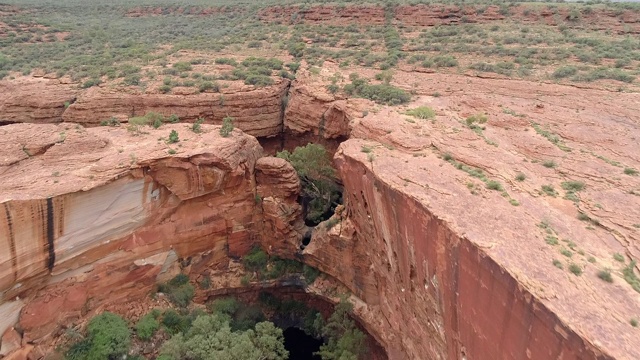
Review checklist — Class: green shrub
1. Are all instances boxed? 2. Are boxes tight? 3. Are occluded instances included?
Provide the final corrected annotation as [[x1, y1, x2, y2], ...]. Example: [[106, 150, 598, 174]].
[[276, 144, 339, 225], [552, 66, 578, 79], [192, 118, 204, 133], [243, 247, 268, 273], [597, 269, 613, 283], [158, 274, 194, 308], [466, 113, 488, 126], [561, 181, 585, 192], [161, 309, 191, 334], [358, 83, 410, 105], [515, 173, 526, 181], [172, 62, 192, 72], [82, 78, 101, 88], [406, 106, 436, 119], [136, 313, 159, 341], [543, 160, 557, 168], [614, 253, 625, 262], [198, 81, 220, 93], [568, 263, 582, 276], [220, 116, 234, 137], [245, 74, 274, 87], [286, 62, 301, 72], [624, 168, 638, 176], [485, 180, 503, 191], [215, 58, 237, 66], [433, 55, 458, 68], [623, 260, 640, 293], [168, 130, 179, 143], [66, 312, 131, 360], [303, 265, 320, 284], [316, 298, 367, 360], [208, 297, 240, 316], [541, 184, 557, 197], [159, 84, 172, 94], [123, 74, 141, 86]]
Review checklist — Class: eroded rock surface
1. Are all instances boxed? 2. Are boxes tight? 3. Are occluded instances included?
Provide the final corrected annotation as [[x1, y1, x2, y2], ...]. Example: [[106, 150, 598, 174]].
[[284, 64, 370, 140], [0, 78, 289, 138], [304, 68, 640, 359], [0, 78, 77, 124], [0, 123, 303, 353]]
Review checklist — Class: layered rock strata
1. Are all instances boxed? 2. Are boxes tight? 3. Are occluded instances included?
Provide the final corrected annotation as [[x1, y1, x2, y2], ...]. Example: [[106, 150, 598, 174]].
[[0, 123, 303, 354], [0, 79, 289, 138], [303, 67, 640, 359]]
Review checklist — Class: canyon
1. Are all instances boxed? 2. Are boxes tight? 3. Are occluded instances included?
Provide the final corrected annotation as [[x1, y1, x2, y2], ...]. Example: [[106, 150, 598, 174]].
[[0, 53, 640, 359]]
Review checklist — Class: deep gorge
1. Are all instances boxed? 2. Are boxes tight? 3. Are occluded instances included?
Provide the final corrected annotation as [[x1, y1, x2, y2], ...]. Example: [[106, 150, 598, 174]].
[[0, 63, 637, 359]]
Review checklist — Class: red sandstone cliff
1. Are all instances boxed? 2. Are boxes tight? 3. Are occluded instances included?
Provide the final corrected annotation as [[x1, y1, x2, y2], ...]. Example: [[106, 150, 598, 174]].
[[0, 78, 289, 138], [302, 65, 640, 359], [0, 123, 303, 356]]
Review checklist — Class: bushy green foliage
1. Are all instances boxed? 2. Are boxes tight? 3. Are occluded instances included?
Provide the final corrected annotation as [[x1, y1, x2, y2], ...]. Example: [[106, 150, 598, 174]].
[[303, 265, 321, 284], [215, 58, 237, 66], [172, 61, 192, 72], [168, 130, 180, 143], [277, 144, 339, 225], [465, 113, 488, 126], [208, 297, 241, 317], [316, 298, 367, 360], [66, 312, 131, 360], [243, 247, 269, 273], [220, 116, 234, 137], [406, 106, 436, 119], [198, 81, 219, 93], [552, 65, 578, 79], [623, 260, 640, 293], [136, 313, 160, 341], [158, 274, 194, 308], [343, 73, 410, 105], [161, 309, 192, 335], [159, 314, 287, 360]]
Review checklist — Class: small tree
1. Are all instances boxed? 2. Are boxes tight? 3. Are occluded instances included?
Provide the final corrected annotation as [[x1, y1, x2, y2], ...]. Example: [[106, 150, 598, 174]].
[[220, 116, 234, 137], [168, 130, 179, 143], [276, 144, 339, 224], [66, 312, 131, 360], [192, 118, 204, 133], [315, 298, 367, 360]]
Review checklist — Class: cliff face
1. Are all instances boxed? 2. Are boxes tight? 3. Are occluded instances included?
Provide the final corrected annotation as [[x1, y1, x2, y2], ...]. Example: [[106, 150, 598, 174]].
[[0, 79, 289, 138], [283, 65, 371, 143], [305, 144, 610, 359], [0, 78, 77, 124], [0, 123, 302, 352], [302, 65, 640, 360]]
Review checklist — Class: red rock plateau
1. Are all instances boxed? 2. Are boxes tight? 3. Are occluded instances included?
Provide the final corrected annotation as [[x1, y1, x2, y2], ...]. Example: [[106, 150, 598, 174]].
[[258, 4, 640, 33], [1, 45, 640, 360]]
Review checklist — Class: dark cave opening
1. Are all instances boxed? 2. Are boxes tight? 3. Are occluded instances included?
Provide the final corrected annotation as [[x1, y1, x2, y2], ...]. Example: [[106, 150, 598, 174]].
[[283, 327, 323, 360]]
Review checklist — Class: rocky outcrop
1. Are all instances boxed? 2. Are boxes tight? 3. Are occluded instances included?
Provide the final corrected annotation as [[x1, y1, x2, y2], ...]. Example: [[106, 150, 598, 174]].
[[284, 66, 370, 140], [255, 157, 306, 254], [0, 123, 304, 354], [0, 78, 77, 124], [63, 80, 290, 137], [258, 5, 385, 26], [0, 78, 289, 138], [303, 66, 640, 359]]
